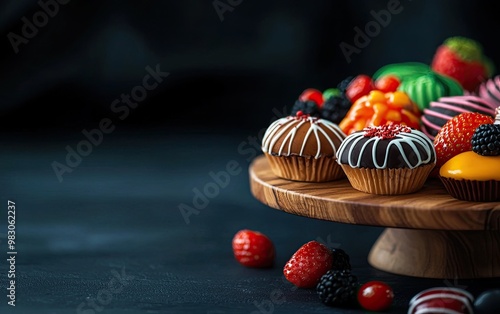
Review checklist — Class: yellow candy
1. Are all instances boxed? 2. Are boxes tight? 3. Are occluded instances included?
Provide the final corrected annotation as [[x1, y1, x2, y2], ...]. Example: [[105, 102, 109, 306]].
[[385, 110, 402, 122], [339, 90, 421, 135], [389, 91, 411, 107], [368, 90, 386, 103], [372, 103, 388, 125], [354, 119, 366, 131]]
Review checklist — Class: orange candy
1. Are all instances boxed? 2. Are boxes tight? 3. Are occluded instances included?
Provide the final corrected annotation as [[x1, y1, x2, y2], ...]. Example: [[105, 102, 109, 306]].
[[339, 90, 421, 135]]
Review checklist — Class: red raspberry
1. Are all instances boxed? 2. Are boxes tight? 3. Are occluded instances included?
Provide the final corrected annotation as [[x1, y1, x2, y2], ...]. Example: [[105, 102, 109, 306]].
[[232, 229, 275, 268], [434, 112, 494, 167], [283, 241, 333, 289]]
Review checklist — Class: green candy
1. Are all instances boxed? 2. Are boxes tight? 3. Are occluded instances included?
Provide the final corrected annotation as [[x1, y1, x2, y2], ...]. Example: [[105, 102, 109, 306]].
[[372, 62, 431, 81], [398, 72, 463, 111], [323, 88, 341, 100], [373, 62, 463, 110]]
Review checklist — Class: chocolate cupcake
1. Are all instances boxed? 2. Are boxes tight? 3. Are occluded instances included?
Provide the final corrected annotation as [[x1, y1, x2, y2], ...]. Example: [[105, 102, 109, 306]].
[[336, 123, 436, 195], [262, 112, 346, 182]]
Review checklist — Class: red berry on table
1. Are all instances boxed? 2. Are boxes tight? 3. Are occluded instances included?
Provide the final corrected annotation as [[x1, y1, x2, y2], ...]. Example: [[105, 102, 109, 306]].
[[283, 240, 333, 289], [299, 88, 324, 107], [345, 74, 374, 103], [357, 281, 394, 311], [232, 229, 275, 268], [434, 112, 494, 167], [374, 75, 400, 93]]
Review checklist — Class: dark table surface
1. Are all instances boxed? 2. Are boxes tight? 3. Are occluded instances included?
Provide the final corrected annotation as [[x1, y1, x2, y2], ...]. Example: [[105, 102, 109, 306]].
[[0, 129, 498, 314]]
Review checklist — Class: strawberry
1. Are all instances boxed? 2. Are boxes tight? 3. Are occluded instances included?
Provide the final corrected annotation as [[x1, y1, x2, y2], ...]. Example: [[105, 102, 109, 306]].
[[232, 229, 275, 268], [345, 74, 374, 103], [434, 112, 494, 168], [431, 36, 494, 92], [283, 240, 333, 288]]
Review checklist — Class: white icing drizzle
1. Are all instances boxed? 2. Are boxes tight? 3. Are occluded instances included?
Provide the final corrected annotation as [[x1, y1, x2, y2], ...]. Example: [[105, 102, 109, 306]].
[[409, 292, 473, 314], [261, 116, 345, 159], [409, 287, 474, 305], [336, 128, 435, 169], [495, 106, 500, 124]]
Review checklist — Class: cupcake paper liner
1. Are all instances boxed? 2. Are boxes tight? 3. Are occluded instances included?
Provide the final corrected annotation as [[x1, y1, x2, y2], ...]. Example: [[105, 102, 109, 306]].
[[439, 177, 500, 202], [340, 163, 435, 195], [264, 153, 345, 182]]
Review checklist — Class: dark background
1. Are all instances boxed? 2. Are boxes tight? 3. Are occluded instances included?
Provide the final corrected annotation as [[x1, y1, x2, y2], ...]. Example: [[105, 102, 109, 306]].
[[1, 1, 500, 314], [1, 0, 500, 135]]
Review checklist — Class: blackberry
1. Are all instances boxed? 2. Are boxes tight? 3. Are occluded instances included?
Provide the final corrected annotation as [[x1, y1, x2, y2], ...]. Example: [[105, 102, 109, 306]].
[[316, 269, 359, 307], [337, 76, 354, 94], [471, 124, 500, 156], [291, 100, 321, 117], [320, 95, 351, 124], [331, 248, 351, 271]]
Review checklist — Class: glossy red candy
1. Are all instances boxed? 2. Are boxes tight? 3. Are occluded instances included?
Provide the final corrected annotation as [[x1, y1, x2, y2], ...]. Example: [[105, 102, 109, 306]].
[[357, 281, 394, 311], [408, 287, 474, 314], [299, 88, 324, 107], [345, 74, 374, 102], [374, 75, 400, 93]]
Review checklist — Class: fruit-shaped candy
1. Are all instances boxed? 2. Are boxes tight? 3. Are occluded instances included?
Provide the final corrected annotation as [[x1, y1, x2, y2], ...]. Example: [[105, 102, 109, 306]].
[[322, 88, 341, 101], [373, 62, 431, 82], [373, 63, 464, 111], [374, 75, 400, 93], [339, 90, 421, 135], [345, 74, 374, 103], [299, 88, 324, 107], [398, 71, 463, 111], [432, 36, 494, 92]]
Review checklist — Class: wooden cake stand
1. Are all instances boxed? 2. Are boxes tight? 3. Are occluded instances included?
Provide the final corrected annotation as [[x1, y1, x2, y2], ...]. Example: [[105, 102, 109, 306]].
[[249, 155, 500, 279]]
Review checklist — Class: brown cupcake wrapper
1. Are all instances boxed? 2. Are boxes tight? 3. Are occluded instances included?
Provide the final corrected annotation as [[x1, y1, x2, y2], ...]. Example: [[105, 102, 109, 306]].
[[340, 163, 435, 195], [264, 153, 345, 182], [439, 177, 500, 202]]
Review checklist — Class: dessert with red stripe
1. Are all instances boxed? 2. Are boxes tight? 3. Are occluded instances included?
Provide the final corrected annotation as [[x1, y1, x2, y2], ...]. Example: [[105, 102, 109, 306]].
[[408, 287, 474, 314]]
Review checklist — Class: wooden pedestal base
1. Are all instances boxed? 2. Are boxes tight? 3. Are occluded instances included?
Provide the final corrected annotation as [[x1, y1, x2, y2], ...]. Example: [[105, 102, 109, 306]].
[[249, 155, 500, 279], [368, 228, 500, 279]]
